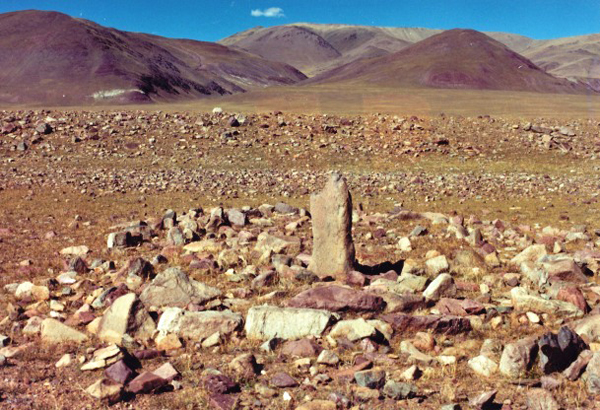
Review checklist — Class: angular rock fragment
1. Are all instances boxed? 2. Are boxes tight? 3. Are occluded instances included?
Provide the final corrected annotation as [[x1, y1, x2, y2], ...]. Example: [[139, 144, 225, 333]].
[[86, 378, 122, 403], [423, 273, 456, 301], [499, 337, 538, 378], [127, 372, 167, 394], [97, 293, 156, 344], [564, 349, 593, 381], [382, 380, 417, 399], [538, 326, 587, 374], [271, 372, 298, 388], [468, 355, 498, 377], [354, 367, 386, 389], [281, 338, 323, 357]]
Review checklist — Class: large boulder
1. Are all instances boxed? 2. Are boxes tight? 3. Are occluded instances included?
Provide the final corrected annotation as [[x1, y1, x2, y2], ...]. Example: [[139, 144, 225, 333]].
[[308, 173, 356, 279], [97, 293, 156, 345]]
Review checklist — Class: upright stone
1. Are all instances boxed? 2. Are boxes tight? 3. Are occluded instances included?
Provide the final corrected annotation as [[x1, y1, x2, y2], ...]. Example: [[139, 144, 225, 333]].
[[308, 173, 356, 279]]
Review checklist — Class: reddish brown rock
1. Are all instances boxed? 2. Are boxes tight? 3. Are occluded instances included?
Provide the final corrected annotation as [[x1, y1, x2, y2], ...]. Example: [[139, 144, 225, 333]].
[[105, 360, 135, 385], [346, 271, 368, 287], [557, 287, 590, 313], [203, 374, 240, 395], [287, 285, 385, 312], [545, 259, 589, 284], [332, 360, 373, 383], [209, 394, 238, 410], [271, 372, 299, 388], [153, 362, 179, 382], [381, 314, 472, 335], [435, 298, 485, 316], [282, 338, 323, 357], [127, 372, 167, 394]]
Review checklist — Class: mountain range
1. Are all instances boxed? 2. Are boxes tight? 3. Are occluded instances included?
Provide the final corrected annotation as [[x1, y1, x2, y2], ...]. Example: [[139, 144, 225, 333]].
[[1, 10, 599, 105]]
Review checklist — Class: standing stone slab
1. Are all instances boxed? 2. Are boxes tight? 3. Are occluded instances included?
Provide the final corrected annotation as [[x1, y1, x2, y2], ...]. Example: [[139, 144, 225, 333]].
[[245, 306, 336, 340], [308, 173, 356, 279]]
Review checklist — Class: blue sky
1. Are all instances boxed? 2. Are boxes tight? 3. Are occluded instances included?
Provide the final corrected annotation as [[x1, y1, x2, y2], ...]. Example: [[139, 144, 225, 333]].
[[1, 0, 599, 42]]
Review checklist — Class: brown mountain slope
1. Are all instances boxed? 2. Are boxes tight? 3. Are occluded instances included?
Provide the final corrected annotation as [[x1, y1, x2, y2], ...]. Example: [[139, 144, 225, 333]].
[[306, 29, 590, 94], [220, 24, 544, 77], [221, 23, 600, 86], [223, 25, 341, 74], [521, 33, 600, 80], [0, 11, 306, 105]]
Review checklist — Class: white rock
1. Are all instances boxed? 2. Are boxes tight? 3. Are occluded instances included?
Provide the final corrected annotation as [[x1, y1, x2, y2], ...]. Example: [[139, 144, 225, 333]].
[[60, 245, 89, 256], [468, 355, 498, 377], [398, 237, 412, 252], [329, 318, 376, 342], [423, 273, 456, 301], [425, 255, 449, 275], [245, 306, 335, 340]]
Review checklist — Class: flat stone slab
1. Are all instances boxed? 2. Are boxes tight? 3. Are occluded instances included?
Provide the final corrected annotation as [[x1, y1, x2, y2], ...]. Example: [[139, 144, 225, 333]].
[[245, 305, 336, 340], [287, 285, 385, 312], [157, 308, 243, 340]]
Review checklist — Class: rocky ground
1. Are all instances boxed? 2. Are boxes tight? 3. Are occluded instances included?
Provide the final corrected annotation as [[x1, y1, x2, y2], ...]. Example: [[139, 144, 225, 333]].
[[1, 108, 600, 409]]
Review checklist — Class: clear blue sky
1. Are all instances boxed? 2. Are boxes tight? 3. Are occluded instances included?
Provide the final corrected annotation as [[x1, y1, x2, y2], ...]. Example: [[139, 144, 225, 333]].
[[1, 0, 599, 42]]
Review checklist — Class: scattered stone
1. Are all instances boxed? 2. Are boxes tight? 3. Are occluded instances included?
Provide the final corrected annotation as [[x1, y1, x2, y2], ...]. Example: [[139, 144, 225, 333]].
[[564, 349, 593, 380], [329, 318, 377, 342], [354, 367, 386, 389], [469, 390, 497, 410], [86, 378, 122, 403], [105, 360, 135, 385], [425, 255, 449, 275], [127, 372, 167, 394], [468, 355, 498, 377], [526, 388, 559, 410], [382, 380, 417, 399], [282, 338, 323, 357]]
